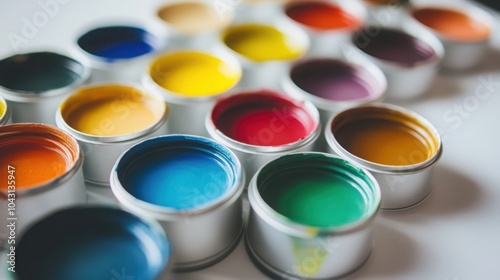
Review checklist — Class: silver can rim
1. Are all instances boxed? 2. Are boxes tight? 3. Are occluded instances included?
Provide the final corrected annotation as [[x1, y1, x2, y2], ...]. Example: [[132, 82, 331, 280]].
[[325, 103, 443, 174], [74, 22, 167, 68], [0, 96, 11, 125], [349, 23, 445, 69], [283, 0, 368, 35], [282, 55, 388, 112], [206, 89, 321, 154], [55, 82, 170, 144], [219, 20, 311, 66], [110, 134, 246, 220], [142, 49, 243, 105], [0, 50, 91, 101], [0, 123, 84, 198], [248, 152, 381, 238], [408, 1, 495, 45]]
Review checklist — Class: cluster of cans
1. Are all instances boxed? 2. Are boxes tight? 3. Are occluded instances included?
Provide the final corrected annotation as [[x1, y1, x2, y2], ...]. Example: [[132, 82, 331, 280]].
[[0, 0, 493, 279]]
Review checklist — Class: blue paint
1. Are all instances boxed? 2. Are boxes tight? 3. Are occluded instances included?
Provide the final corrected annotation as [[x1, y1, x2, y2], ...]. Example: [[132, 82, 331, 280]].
[[16, 207, 170, 280], [77, 26, 160, 61], [117, 135, 241, 210]]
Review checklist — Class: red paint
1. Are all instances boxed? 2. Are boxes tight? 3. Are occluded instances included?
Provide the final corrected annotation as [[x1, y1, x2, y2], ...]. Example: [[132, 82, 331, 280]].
[[286, 1, 362, 30], [212, 90, 317, 146]]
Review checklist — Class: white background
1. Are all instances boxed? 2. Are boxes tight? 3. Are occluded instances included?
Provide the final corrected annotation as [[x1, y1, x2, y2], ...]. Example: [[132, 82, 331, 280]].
[[1, 0, 499, 279]]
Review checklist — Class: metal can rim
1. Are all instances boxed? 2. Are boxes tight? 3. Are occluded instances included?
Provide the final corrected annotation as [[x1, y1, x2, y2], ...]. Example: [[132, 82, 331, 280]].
[[110, 134, 246, 220], [0, 96, 11, 125], [0, 123, 84, 198], [206, 90, 321, 154], [248, 152, 381, 238], [325, 103, 443, 174], [55, 82, 170, 144], [282, 56, 388, 112], [0, 50, 91, 101]]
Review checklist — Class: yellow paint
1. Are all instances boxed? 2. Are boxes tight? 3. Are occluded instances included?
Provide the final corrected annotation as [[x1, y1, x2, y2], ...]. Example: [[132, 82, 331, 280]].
[[149, 51, 241, 97], [61, 85, 165, 137], [222, 24, 306, 62], [0, 100, 5, 120]]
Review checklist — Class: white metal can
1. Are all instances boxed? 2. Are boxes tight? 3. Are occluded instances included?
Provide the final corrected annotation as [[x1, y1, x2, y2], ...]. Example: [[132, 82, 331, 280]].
[[206, 89, 320, 187], [246, 152, 381, 279], [408, 0, 494, 71], [143, 49, 241, 136], [56, 83, 169, 186], [76, 24, 167, 83], [362, 0, 410, 27], [345, 24, 444, 99], [0, 123, 86, 241], [282, 0, 367, 56], [110, 135, 245, 272], [325, 103, 443, 210], [0, 51, 90, 125]]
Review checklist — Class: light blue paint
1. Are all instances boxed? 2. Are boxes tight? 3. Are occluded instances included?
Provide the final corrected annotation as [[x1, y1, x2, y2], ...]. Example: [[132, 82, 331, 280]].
[[118, 135, 240, 210]]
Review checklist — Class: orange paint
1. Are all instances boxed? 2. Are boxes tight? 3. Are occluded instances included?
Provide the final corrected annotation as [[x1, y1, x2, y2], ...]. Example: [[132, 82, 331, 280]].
[[413, 7, 490, 41], [0, 125, 79, 190], [286, 2, 361, 30]]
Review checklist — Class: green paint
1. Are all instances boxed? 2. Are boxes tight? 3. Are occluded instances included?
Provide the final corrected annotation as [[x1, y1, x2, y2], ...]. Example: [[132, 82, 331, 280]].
[[259, 154, 373, 228]]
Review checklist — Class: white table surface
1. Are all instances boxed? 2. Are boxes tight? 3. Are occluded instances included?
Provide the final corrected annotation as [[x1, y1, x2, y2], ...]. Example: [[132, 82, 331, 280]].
[[1, 0, 499, 279]]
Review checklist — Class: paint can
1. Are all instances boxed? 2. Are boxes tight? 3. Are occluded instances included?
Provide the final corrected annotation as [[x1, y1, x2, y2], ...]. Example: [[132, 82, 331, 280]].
[[409, 1, 494, 71], [206, 89, 320, 187], [0, 96, 11, 125], [110, 135, 245, 271], [362, 0, 410, 27], [76, 24, 166, 83], [143, 50, 241, 135], [219, 22, 309, 89], [283, 0, 366, 56], [0, 123, 86, 242], [326, 104, 443, 210], [246, 153, 381, 279], [13, 207, 171, 280], [0, 51, 90, 125], [282, 57, 387, 151], [346, 25, 443, 99], [56, 83, 169, 186], [156, 0, 234, 49]]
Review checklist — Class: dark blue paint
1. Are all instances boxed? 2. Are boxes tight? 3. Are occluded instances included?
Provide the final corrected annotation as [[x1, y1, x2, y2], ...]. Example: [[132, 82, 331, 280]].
[[77, 26, 159, 61], [16, 207, 170, 280], [117, 135, 241, 210]]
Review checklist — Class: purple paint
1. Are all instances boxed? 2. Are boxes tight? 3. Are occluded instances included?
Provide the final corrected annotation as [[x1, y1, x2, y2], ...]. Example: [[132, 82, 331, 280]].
[[353, 27, 437, 66], [290, 59, 379, 101]]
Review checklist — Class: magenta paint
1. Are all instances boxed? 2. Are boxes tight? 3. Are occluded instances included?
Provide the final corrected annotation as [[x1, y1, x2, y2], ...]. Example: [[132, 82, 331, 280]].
[[353, 27, 437, 66], [289, 58, 384, 102], [210, 89, 318, 147]]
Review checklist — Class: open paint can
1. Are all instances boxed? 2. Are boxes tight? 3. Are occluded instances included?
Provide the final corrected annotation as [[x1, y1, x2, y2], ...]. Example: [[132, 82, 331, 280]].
[[347, 25, 443, 99], [282, 57, 387, 151], [143, 50, 241, 135], [0, 123, 86, 241], [326, 103, 442, 210], [206, 89, 320, 186], [409, 1, 494, 71], [56, 83, 169, 186], [156, 0, 234, 49], [77, 24, 166, 83], [110, 135, 245, 271], [246, 153, 381, 279], [283, 0, 366, 56], [13, 207, 171, 280], [0, 51, 90, 125], [220, 22, 309, 89], [0, 96, 11, 125]]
